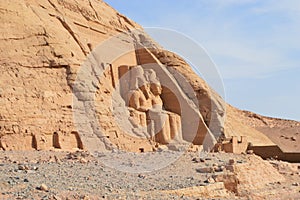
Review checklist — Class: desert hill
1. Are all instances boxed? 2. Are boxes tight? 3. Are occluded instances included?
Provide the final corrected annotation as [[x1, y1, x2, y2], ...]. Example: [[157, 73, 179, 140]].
[[239, 108, 300, 152], [0, 0, 299, 161]]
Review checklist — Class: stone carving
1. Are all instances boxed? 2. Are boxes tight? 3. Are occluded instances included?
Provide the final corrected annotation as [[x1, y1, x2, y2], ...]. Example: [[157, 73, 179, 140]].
[[127, 66, 183, 144], [219, 136, 249, 154], [127, 67, 151, 129]]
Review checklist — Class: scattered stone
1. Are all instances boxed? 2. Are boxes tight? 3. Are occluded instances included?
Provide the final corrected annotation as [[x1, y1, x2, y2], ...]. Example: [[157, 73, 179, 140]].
[[18, 165, 27, 170], [196, 167, 214, 173], [291, 137, 296, 141], [246, 150, 254, 154], [38, 184, 49, 192], [53, 195, 62, 200], [138, 174, 146, 179], [212, 165, 219, 171], [192, 157, 204, 163], [214, 165, 224, 172], [18, 164, 38, 171], [292, 182, 299, 186], [229, 159, 235, 165], [204, 177, 216, 184], [80, 158, 88, 164], [82, 195, 90, 200]]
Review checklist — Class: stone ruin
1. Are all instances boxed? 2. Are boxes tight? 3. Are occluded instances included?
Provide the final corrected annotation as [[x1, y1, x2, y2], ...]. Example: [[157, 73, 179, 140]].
[[217, 136, 249, 154]]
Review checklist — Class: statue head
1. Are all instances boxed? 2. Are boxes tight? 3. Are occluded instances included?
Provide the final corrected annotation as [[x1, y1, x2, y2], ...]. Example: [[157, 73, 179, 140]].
[[138, 78, 150, 91], [130, 65, 146, 90], [150, 83, 162, 95], [132, 65, 144, 77], [145, 69, 159, 84], [135, 77, 150, 99]]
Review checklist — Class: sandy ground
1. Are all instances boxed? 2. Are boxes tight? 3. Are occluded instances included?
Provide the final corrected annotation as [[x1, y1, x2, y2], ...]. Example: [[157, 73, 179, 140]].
[[0, 150, 299, 199]]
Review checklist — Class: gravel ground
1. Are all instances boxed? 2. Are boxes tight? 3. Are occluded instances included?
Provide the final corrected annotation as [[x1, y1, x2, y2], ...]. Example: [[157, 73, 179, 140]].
[[0, 150, 299, 199]]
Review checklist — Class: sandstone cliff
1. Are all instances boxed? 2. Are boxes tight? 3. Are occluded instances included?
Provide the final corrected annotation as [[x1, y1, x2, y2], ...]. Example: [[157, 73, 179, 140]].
[[0, 0, 299, 156], [0, 0, 144, 151]]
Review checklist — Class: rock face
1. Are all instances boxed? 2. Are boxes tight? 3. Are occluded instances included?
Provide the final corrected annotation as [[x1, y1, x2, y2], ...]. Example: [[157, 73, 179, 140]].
[[0, 0, 299, 155], [213, 155, 286, 195], [0, 0, 141, 151]]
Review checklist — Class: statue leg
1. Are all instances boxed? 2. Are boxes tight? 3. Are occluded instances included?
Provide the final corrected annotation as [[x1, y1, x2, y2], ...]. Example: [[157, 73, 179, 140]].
[[128, 109, 146, 127], [139, 112, 147, 127], [149, 112, 171, 144], [168, 113, 183, 141]]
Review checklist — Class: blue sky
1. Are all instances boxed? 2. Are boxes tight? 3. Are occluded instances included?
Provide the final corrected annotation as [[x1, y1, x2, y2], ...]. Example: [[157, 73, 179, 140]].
[[105, 0, 300, 121]]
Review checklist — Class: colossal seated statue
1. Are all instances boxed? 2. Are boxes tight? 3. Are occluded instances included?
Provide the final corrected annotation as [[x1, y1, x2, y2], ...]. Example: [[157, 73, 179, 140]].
[[148, 82, 182, 143], [127, 67, 151, 129], [127, 66, 183, 144]]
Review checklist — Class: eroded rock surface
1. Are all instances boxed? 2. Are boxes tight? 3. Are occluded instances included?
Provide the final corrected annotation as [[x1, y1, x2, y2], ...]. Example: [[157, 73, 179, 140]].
[[0, 0, 143, 151]]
